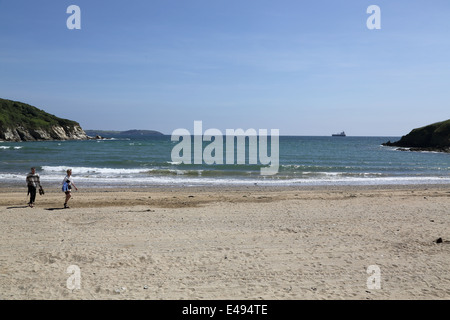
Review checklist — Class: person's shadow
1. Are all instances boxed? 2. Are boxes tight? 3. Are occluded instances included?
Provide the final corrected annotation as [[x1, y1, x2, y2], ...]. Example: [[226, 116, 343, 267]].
[[6, 206, 66, 210]]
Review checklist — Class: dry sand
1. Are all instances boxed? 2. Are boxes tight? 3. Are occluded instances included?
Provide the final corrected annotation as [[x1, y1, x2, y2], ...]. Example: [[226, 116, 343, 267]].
[[1, 184, 450, 300]]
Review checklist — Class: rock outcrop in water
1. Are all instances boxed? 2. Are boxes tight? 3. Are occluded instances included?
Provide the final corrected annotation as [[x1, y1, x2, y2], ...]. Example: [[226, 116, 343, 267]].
[[0, 98, 88, 142], [383, 119, 450, 153]]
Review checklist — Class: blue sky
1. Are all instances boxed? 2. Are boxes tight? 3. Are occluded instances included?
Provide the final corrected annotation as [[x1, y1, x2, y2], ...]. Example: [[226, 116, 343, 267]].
[[1, 0, 449, 135]]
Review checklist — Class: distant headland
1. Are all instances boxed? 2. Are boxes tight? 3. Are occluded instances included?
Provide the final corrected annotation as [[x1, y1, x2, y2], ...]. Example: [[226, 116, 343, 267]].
[[383, 119, 450, 153], [84, 130, 164, 139]]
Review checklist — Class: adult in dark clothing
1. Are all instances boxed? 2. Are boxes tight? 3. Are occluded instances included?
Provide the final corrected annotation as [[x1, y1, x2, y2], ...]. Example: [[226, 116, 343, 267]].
[[26, 167, 41, 207]]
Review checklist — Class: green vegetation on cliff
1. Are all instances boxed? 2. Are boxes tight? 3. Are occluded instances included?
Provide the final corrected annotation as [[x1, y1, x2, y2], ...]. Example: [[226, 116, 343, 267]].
[[0, 98, 78, 131]]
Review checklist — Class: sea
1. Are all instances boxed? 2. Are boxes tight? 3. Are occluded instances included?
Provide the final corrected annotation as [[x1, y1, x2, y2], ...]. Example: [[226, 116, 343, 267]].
[[1, 135, 449, 188]]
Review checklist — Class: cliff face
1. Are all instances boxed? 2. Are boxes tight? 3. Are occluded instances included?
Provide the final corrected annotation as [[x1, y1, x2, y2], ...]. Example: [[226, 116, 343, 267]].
[[1, 124, 87, 142], [383, 119, 450, 152], [0, 98, 88, 142]]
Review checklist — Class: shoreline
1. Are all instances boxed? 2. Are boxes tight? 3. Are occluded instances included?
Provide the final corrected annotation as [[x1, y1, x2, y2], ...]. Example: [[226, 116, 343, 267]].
[[1, 181, 449, 192]]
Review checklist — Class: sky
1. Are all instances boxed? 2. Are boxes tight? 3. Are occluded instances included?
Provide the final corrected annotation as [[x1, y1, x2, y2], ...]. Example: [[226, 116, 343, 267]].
[[0, 0, 449, 136]]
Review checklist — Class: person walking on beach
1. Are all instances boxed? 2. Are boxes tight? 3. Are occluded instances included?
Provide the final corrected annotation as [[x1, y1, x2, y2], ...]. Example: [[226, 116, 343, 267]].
[[62, 169, 78, 208], [26, 167, 41, 207]]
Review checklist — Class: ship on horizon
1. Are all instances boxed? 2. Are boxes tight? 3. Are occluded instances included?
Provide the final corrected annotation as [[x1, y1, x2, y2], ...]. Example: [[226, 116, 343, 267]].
[[332, 131, 346, 137]]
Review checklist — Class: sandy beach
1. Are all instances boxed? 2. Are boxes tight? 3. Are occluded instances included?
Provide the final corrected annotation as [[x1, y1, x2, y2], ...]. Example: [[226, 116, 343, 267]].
[[1, 184, 449, 300]]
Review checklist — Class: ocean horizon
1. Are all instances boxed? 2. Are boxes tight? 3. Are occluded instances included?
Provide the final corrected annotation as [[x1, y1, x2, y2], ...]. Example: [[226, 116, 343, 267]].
[[1, 135, 449, 188]]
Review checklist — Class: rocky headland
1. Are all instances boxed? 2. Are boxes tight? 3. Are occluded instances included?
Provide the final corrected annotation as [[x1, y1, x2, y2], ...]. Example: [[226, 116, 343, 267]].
[[383, 119, 450, 153], [0, 98, 88, 142]]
